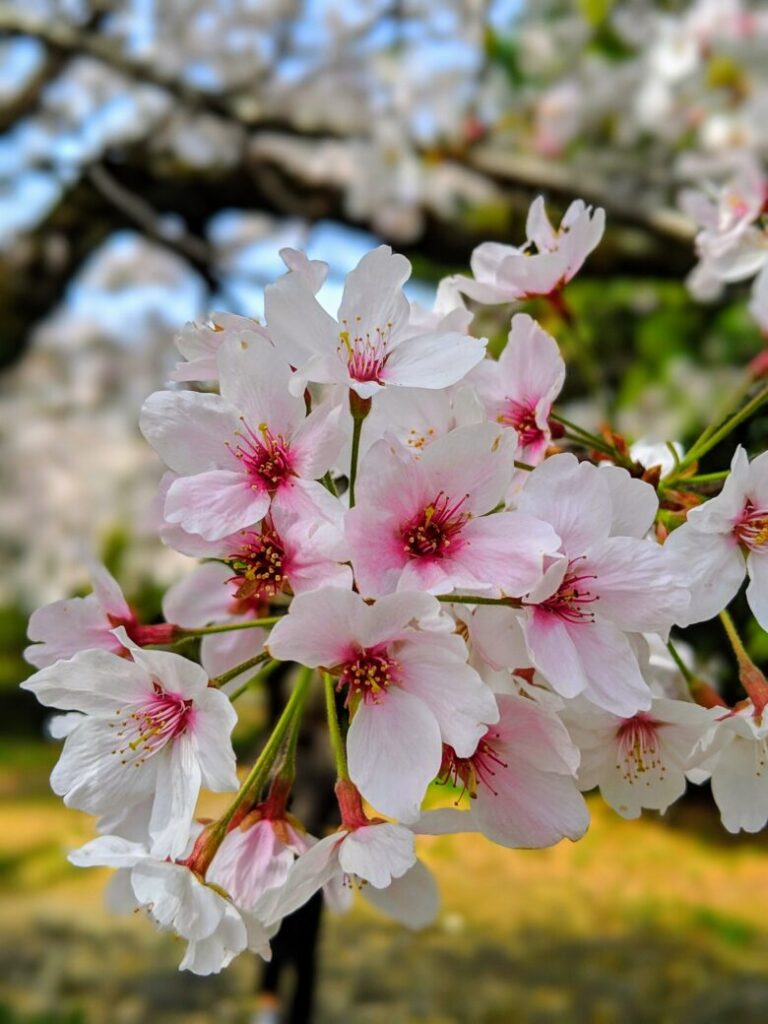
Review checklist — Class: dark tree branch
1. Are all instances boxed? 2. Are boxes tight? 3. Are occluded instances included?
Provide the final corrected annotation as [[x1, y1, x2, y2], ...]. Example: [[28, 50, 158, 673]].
[[0, 7, 696, 256]]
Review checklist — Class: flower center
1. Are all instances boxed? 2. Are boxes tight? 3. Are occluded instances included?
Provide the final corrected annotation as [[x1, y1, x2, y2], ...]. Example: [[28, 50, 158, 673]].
[[735, 501, 768, 551], [539, 557, 599, 624], [338, 646, 399, 704], [110, 681, 195, 767], [401, 492, 470, 559], [497, 399, 543, 447], [228, 523, 286, 602], [615, 713, 664, 785], [338, 318, 392, 383], [439, 733, 508, 800], [228, 420, 293, 489]]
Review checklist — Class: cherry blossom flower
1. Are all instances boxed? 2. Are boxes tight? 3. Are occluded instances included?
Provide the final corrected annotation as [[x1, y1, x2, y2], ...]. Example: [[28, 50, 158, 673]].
[[69, 835, 273, 975], [162, 498, 350, 688], [563, 696, 713, 819], [690, 704, 768, 833], [256, 786, 437, 931], [171, 312, 271, 383], [24, 561, 177, 669], [21, 638, 238, 857], [268, 587, 498, 821], [665, 446, 768, 629], [170, 249, 327, 383], [454, 197, 605, 304], [470, 314, 565, 465], [473, 455, 688, 715], [416, 692, 589, 848], [680, 156, 766, 267], [208, 800, 310, 910], [141, 332, 344, 542], [264, 245, 486, 399], [345, 423, 560, 597]]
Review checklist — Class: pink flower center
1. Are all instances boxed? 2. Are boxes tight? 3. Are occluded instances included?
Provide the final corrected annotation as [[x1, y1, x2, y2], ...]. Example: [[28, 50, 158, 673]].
[[539, 557, 599, 624], [110, 681, 195, 767], [401, 492, 470, 559], [338, 320, 391, 383], [615, 713, 664, 785], [735, 501, 768, 551], [338, 646, 400, 704], [228, 523, 287, 601], [439, 732, 508, 800], [498, 398, 544, 448], [228, 421, 294, 490]]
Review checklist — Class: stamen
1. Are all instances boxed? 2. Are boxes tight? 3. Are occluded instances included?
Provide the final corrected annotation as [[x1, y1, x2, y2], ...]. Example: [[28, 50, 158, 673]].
[[538, 556, 599, 624], [615, 713, 664, 787], [338, 318, 393, 384], [401, 492, 470, 559], [110, 681, 195, 767], [497, 398, 543, 448], [228, 521, 287, 602], [438, 733, 508, 802], [338, 645, 400, 705], [735, 501, 768, 551], [226, 420, 293, 490]]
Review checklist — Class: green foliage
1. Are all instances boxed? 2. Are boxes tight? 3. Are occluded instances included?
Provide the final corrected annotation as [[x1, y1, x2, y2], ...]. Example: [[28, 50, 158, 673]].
[[577, 0, 615, 28]]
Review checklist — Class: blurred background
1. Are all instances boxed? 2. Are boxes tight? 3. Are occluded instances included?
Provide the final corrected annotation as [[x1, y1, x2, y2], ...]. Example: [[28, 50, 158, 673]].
[[2, 1, 768, 1021]]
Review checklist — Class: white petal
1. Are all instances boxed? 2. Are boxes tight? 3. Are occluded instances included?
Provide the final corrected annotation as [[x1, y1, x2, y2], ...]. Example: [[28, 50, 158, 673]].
[[362, 859, 439, 929], [347, 689, 442, 822], [164, 470, 271, 541], [140, 391, 240, 475], [337, 822, 416, 888]]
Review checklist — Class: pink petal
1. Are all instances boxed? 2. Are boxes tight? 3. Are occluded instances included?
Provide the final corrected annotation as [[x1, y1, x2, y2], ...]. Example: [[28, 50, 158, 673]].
[[164, 471, 271, 542], [140, 391, 240, 476]]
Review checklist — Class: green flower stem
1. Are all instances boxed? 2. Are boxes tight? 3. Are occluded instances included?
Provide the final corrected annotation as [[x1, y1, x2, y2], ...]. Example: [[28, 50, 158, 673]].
[[680, 384, 768, 470], [179, 616, 282, 638], [210, 651, 271, 689], [348, 414, 364, 508], [719, 609, 768, 714], [436, 594, 523, 607], [666, 470, 730, 486], [323, 671, 350, 781], [665, 638, 695, 685], [227, 658, 281, 702], [214, 666, 314, 836], [550, 413, 632, 466]]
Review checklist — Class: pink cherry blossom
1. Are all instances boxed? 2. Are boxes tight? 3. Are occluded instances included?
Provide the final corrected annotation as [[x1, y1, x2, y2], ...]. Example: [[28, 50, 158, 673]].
[[454, 197, 605, 304], [680, 156, 766, 267], [345, 423, 560, 597], [264, 245, 487, 399], [25, 561, 176, 669], [268, 587, 498, 821], [470, 313, 565, 465], [255, 788, 438, 931], [563, 696, 713, 819], [141, 332, 344, 542], [472, 455, 688, 716], [665, 446, 768, 629], [171, 312, 271, 383], [170, 249, 327, 383], [208, 809, 310, 910], [415, 692, 589, 848], [21, 639, 239, 857]]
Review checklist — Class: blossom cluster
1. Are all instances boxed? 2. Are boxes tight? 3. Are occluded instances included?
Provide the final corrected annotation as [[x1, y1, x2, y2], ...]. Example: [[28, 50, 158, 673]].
[[21, 196, 768, 976]]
